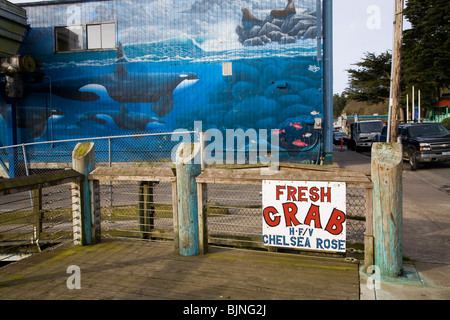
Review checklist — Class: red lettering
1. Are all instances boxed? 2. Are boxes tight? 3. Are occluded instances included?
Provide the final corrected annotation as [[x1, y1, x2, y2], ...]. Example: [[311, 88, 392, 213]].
[[309, 187, 319, 202], [276, 185, 285, 200], [287, 186, 297, 201], [304, 204, 322, 229], [282, 202, 301, 227], [298, 186, 307, 201], [263, 206, 280, 227], [325, 208, 346, 235], [321, 187, 331, 203]]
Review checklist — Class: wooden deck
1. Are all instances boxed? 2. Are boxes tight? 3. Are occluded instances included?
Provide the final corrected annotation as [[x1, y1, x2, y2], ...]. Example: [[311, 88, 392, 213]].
[[0, 239, 360, 300]]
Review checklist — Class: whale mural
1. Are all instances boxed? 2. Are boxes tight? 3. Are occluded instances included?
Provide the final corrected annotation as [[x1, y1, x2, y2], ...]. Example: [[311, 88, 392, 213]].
[[1, 0, 327, 164], [30, 43, 199, 118], [0, 104, 64, 139], [76, 104, 164, 133]]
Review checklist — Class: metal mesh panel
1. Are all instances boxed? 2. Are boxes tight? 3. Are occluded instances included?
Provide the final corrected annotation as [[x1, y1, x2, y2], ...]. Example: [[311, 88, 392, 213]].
[[1, 132, 369, 253], [346, 188, 367, 244], [206, 183, 263, 248], [0, 184, 75, 262], [204, 183, 368, 249], [100, 181, 174, 241], [0, 131, 194, 179]]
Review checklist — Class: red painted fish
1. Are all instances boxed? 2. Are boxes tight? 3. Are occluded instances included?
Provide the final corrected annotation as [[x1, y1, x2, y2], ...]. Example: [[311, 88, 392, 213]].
[[292, 139, 308, 147], [272, 129, 285, 135], [290, 122, 303, 130]]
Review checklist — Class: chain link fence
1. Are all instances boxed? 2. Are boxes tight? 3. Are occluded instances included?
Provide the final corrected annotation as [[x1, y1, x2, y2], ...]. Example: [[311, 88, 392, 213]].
[[206, 183, 263, 248], [1, 131, 368, 259], [202, 184, 367, 250], [100, 181, 175, 241], [0, 179, 77, 263], [0, 131, 192, 178]]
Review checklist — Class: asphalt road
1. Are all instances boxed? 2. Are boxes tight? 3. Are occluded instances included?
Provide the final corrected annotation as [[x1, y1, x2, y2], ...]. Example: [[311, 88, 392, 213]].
[[406, 161, 450, 195], [358, 147, 450, 195], [335, 145, 450, 267]]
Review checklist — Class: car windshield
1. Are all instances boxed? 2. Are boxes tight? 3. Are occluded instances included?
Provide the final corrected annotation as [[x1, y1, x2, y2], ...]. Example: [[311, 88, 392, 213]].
[[408, 124, 449, 138], [358, 122, 383, 133]]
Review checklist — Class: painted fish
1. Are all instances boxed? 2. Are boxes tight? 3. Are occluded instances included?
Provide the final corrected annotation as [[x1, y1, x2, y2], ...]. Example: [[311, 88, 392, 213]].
[[292, 139, 308, 147], [303, 133, 312, 138], [310, 111, 320, 116], [272, 129, 285, 135], [308, 65, 320, 73], [290, 122, 303, 130]]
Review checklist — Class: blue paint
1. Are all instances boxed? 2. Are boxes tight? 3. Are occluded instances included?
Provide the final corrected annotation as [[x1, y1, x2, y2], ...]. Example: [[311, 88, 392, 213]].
[[6, 100, 19, 178], [0, 0, 331, 164]]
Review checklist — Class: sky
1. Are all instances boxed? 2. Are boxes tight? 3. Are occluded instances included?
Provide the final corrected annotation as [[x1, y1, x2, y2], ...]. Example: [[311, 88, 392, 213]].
[[9, 0, 408, 94], [333, 0, 400, 94]]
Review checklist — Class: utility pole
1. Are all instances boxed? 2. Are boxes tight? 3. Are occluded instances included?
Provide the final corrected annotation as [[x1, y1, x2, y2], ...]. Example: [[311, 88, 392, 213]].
[[389, 0, 404, 142], [372, 0, 405, 277]]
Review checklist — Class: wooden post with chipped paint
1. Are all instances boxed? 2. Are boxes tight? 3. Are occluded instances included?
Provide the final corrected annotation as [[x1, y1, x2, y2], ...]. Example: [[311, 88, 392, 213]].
[[371, 142, 403, 276], [175, 143, 201, 256], [72, 142, 101, 245]]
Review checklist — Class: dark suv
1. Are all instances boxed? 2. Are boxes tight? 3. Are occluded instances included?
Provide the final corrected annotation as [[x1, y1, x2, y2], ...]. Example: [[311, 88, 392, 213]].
[[376, 123, 450, 170]]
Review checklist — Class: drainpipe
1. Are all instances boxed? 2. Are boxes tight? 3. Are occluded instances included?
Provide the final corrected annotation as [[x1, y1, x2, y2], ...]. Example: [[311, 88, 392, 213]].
[[322, 0, 333, 162]]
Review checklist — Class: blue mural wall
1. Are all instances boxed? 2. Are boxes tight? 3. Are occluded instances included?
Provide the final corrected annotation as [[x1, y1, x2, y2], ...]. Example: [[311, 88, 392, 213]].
[[0, 0, 328, 163]]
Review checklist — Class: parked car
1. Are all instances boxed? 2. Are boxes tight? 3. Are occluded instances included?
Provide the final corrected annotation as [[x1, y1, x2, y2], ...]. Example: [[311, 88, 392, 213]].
[[344, 120, 384, 151], [333, 131, 348, 145], [375, 123, 450, 170], [374, 125, 387, 142]]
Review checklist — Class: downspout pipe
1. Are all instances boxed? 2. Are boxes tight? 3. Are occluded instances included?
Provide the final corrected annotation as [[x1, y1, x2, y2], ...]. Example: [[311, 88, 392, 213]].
[[322, 0, 333, 162]]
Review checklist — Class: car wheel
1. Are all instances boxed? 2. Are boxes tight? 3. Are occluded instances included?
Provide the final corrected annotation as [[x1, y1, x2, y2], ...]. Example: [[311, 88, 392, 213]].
[[409, 149, 418, 171]]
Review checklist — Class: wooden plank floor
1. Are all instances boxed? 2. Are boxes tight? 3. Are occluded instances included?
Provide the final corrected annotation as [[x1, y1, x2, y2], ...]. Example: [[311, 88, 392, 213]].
[[0, 239, 360, 300]]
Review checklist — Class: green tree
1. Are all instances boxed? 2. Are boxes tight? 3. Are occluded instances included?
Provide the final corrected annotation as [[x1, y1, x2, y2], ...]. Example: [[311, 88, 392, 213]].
[[402, 0, 450, 109], [344, 51, 392, 104], [333, 93, 347, 117], [441, 117, 450, 131]]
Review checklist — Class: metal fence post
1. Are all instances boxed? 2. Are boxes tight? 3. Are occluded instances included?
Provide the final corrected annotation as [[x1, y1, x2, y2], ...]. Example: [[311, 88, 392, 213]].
[[32, 188, 42, 247], [90, 179, 101, 244], [199, 131, 206, 170]]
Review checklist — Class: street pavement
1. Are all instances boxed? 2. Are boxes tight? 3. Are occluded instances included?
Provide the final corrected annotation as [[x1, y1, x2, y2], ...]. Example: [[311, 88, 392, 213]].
[[333, 144, 450, 300]]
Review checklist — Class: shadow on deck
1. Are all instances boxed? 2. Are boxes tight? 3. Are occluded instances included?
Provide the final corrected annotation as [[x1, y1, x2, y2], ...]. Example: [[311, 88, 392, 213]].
[[0, 239, 360, 300]]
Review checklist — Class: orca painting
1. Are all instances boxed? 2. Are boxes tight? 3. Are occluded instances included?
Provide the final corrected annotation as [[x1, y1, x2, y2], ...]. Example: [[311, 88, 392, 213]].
[[1, 0, 329, 164]]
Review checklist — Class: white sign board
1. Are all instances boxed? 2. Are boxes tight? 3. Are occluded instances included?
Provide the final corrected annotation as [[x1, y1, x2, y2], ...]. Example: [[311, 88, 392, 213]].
[[262, 180, 347, 253]]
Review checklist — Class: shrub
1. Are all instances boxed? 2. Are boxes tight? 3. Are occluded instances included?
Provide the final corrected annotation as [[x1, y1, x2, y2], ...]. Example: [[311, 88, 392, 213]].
[[441, 117, 450, 131]]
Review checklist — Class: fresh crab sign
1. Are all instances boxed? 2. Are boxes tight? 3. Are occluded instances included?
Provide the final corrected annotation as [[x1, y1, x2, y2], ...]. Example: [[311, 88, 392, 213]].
[[262, 180, 347, 253]]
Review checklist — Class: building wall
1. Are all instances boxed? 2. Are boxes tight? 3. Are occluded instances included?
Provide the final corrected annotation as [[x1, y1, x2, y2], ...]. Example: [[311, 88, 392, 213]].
[[0, 0, 330, 163]]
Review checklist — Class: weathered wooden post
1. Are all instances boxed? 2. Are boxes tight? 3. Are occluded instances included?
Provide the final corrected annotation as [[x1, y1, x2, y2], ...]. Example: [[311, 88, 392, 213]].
[[139, 181, 154, 240], [175, 142, 201, 256], [364, 187, 374, 272], [197, 181, 208, 254], [371, 142, 403, 276], [72, 142, 100, 245]]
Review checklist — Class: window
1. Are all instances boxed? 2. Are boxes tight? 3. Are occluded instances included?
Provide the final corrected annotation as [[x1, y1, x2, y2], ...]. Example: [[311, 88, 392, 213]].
[[87, 23, 116, 50], [55, 22, 116, 53], [55, 26, 83, 52]]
